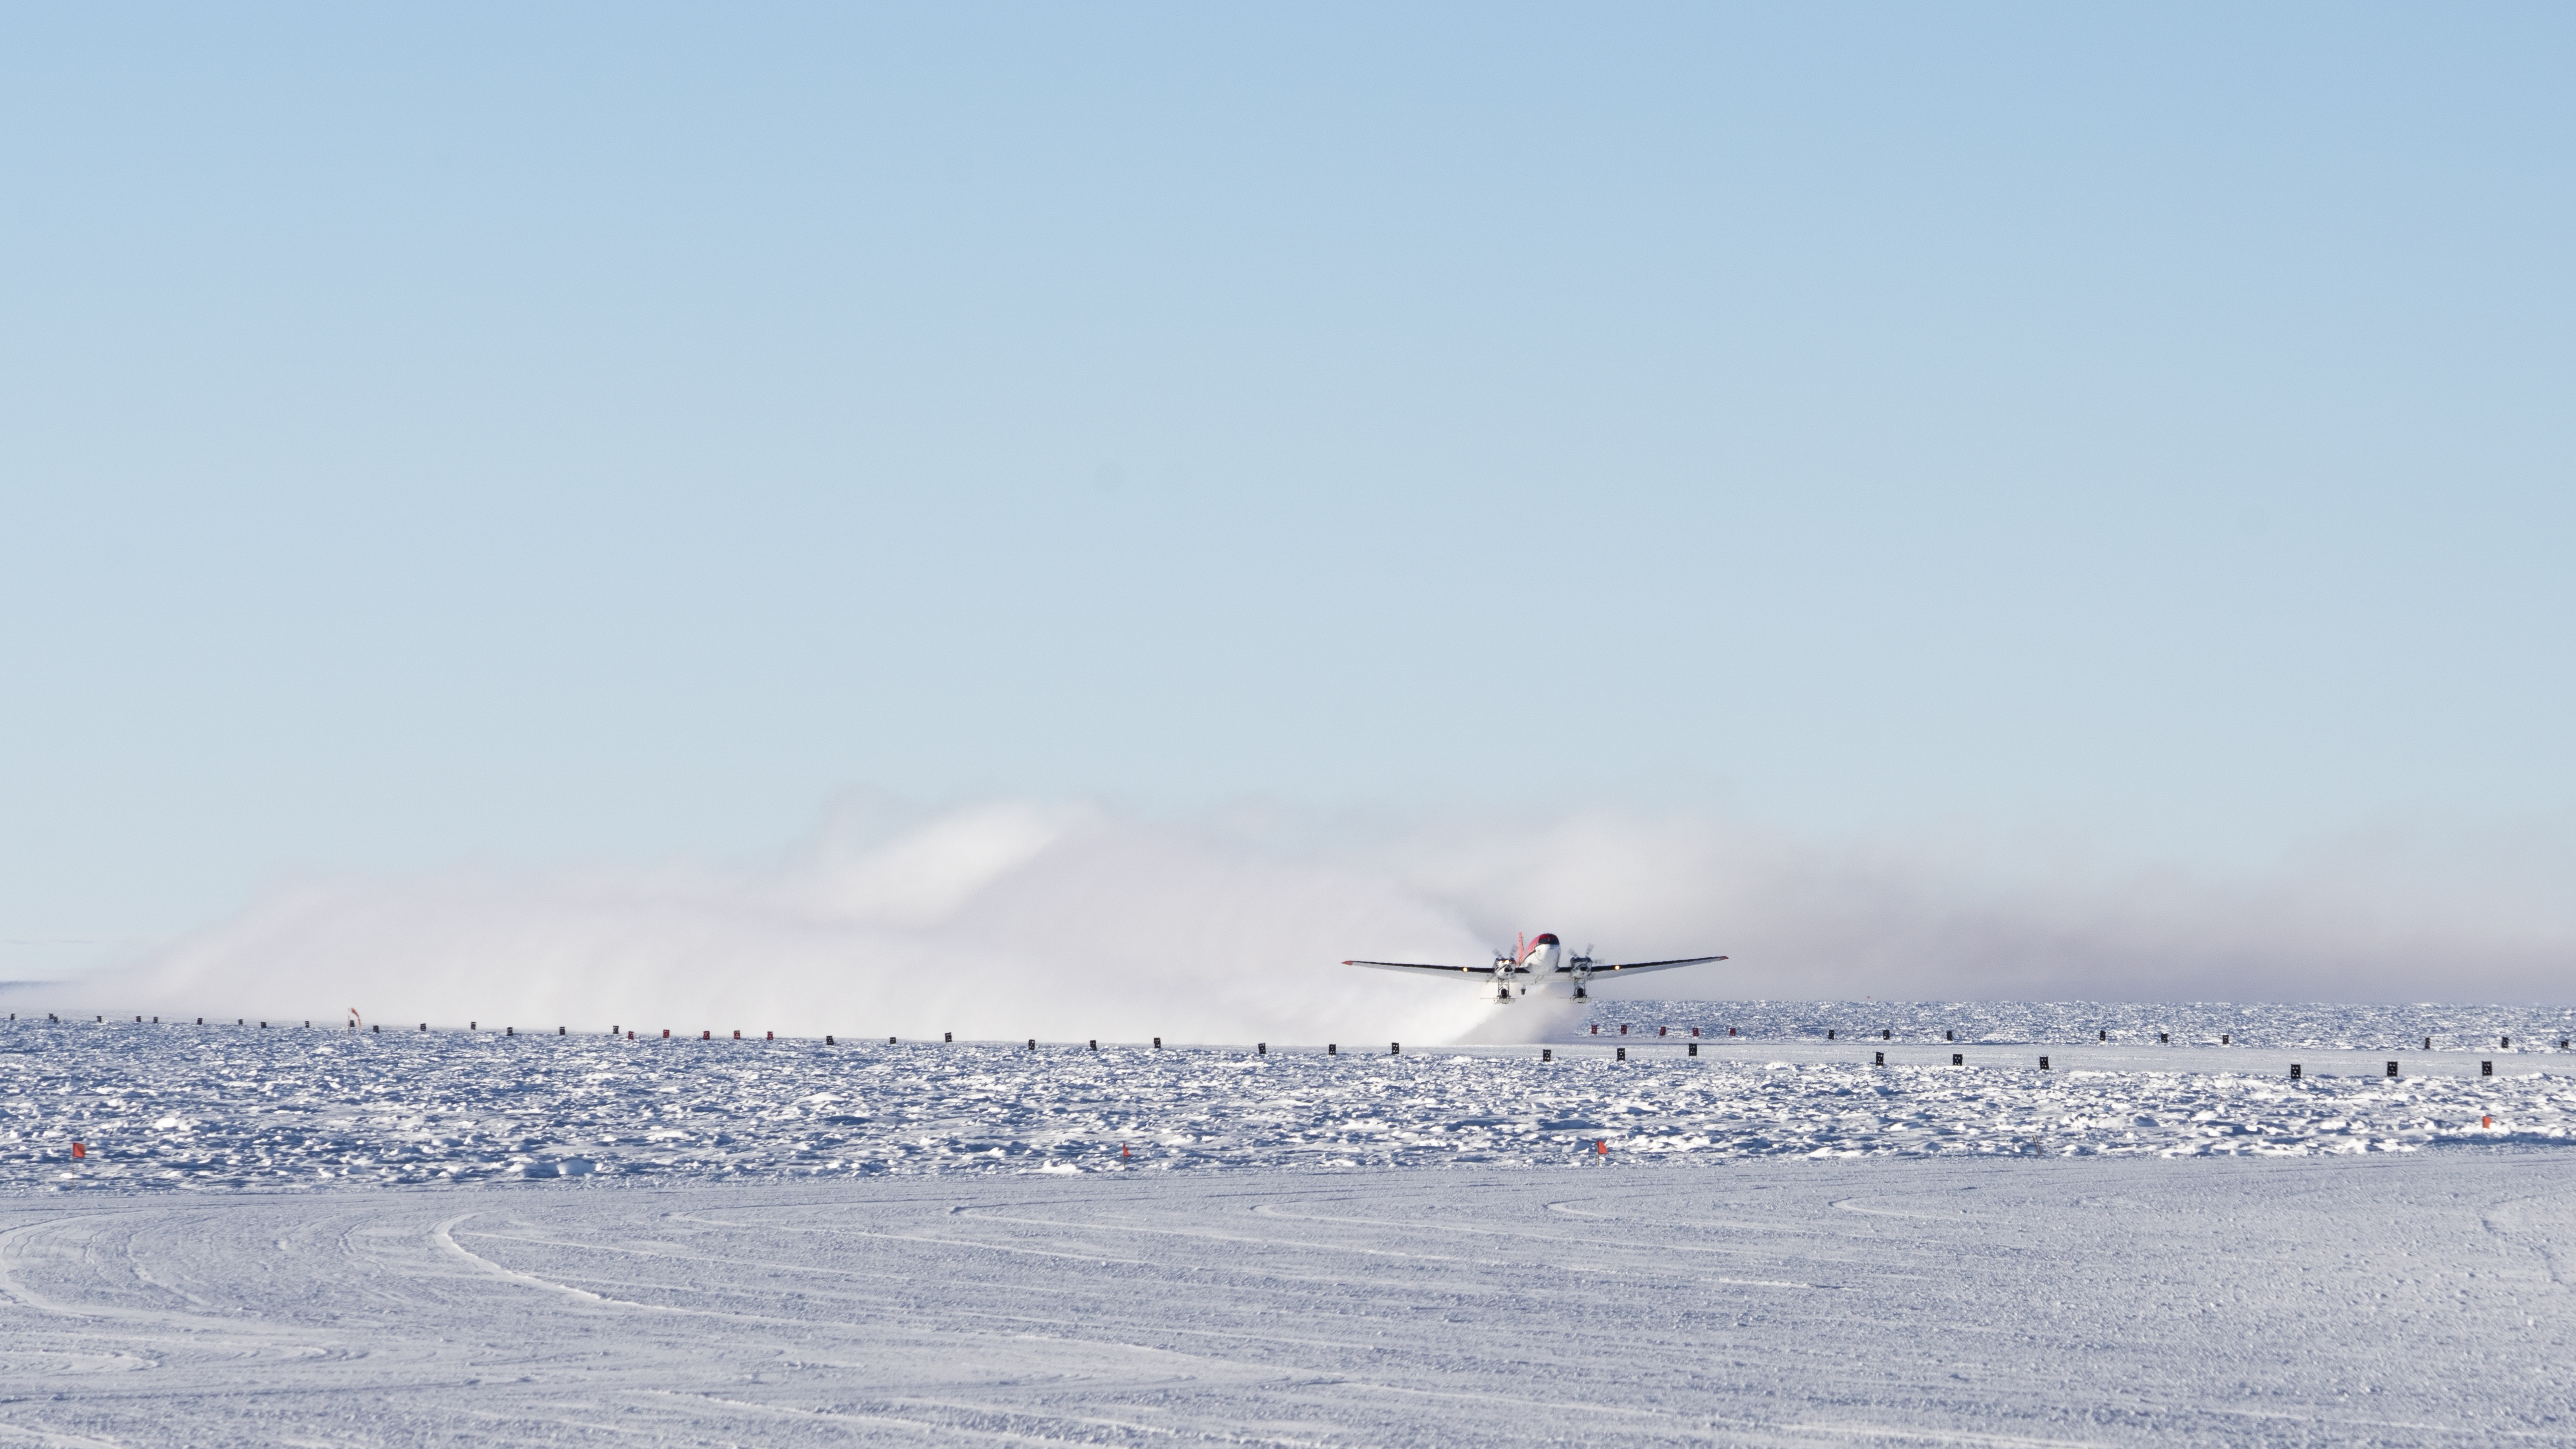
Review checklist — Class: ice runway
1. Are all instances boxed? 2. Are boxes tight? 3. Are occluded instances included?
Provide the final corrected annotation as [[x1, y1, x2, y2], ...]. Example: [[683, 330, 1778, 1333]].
[[1, 1154, 2572, 1445]]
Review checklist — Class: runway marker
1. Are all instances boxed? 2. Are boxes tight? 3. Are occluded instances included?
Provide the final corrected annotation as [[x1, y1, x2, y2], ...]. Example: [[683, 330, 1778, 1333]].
[[2291, 1064, 2301, 1080], [1541, 1048, 1551, 1062]]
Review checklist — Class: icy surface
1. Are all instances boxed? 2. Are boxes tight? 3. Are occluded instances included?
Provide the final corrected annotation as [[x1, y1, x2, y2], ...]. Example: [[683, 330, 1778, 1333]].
[[0, 1002, 2571, 1188], [1623, 997, 2576, 1049], [1, 1156, 2573, 1445]]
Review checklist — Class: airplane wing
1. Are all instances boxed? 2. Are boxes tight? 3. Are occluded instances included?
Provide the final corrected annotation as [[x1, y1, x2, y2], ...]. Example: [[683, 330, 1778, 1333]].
[[1558, 954, 1727, 976], [1344, 959, 1502, 976]]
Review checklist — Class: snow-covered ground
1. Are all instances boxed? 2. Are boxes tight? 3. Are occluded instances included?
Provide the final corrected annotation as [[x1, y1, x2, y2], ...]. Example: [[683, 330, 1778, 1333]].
[[1607, 997, 2576, 1051], [2, 1155, 2572, 1445], [0, 1002, 2570, 1187], [0, 990, 2555, 1186], [0, 1003, 2571, 1443]]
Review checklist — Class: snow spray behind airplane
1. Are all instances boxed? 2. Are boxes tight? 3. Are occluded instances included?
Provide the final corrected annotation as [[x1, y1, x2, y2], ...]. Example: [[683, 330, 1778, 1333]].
[[63, 804, 1527, 1046]]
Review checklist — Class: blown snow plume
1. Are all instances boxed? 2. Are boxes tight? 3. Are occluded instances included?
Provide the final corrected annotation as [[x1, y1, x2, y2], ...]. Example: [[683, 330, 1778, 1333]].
[[67, 804, 1516, 1045], [1385, 810, 2576, 1004], [39, 799, 2576, 1033]]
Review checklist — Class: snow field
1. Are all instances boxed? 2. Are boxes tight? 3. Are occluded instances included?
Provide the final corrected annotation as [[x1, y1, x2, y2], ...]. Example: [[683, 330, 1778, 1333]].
[[0, 1155, 2570, 1445], [1621, 998, 2576, 1051], [3, 1006, 2573, 1189]]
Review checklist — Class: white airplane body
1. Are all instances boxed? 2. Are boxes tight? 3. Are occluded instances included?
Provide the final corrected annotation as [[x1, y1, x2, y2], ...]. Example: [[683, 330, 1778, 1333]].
[[1343, 933, 1725, 1003]]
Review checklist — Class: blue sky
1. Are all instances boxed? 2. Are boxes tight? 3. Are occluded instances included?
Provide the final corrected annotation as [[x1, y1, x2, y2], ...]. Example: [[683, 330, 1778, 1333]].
[[3, 5, 2571, 972]]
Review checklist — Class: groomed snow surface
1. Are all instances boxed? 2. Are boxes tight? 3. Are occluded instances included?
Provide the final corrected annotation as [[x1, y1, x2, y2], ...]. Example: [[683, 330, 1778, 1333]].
[[4, 1157, 2573, 1445], [0, 1003, 2571, 1444]]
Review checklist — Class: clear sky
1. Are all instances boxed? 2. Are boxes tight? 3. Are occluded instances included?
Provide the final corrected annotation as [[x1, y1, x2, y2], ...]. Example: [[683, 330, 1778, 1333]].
[[3, 5, 2571, 976]]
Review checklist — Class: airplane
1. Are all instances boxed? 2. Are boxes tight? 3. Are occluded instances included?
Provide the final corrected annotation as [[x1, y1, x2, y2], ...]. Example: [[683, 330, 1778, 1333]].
[[1344, 933, 1726, 1003]]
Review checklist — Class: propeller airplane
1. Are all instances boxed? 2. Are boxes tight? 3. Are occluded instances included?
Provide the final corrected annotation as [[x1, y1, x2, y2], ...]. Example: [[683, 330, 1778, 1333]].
[[1344, 933, 1725, 1003]]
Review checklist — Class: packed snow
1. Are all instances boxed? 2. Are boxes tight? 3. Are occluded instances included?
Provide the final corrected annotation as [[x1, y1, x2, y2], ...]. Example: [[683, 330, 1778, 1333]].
[[0, 1001, 2569, 1189], [1, 1155, 2571, 1445]]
